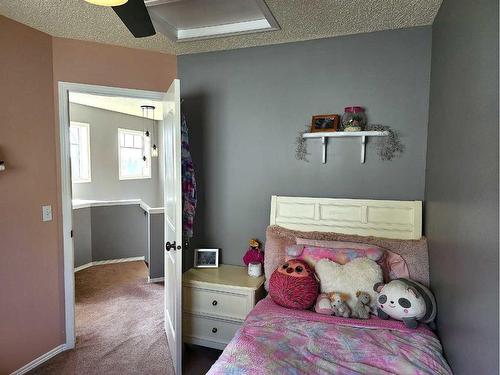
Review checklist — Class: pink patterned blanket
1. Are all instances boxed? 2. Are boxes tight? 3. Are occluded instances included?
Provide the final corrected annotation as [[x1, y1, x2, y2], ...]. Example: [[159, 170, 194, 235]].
[[207, 297, 452, 375]]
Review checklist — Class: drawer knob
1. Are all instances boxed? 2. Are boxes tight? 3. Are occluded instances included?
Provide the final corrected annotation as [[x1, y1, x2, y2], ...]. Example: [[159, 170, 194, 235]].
[[212, 300, 218, 306], [212, 327, 218, 333]]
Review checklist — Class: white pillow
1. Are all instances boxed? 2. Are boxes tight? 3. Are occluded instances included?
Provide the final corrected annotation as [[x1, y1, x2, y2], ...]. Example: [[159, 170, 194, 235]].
[[315, 257, 383, 310]]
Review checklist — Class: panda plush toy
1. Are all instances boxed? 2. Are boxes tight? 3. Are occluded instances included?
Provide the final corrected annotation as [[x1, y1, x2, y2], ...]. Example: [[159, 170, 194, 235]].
[[373, 278, 437, 329]]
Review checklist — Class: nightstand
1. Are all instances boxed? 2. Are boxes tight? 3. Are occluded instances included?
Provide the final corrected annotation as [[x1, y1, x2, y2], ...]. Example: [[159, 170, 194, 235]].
[[182, 264, 265, 350]]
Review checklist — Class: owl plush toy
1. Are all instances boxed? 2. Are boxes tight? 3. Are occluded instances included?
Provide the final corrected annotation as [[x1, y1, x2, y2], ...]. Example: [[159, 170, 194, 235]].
[[269, 259, 319, 310]]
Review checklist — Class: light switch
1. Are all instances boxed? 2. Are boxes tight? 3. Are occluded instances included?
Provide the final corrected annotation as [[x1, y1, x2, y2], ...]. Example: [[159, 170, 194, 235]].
[[42, 205, 53, 222]]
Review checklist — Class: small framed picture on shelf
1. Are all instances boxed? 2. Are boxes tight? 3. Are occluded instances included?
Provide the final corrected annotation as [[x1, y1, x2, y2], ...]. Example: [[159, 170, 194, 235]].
[[310, 114, 340, 133], [194, 248, 219, 268]]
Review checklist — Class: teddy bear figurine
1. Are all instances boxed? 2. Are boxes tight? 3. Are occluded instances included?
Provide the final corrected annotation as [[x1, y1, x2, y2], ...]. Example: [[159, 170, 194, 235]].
[[351, 291, 371, 319], [328, 292, 351, 318]]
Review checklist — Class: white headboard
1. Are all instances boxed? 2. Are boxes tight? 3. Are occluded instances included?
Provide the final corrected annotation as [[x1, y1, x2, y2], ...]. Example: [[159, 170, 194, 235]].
[[270, 196, 422, 240]]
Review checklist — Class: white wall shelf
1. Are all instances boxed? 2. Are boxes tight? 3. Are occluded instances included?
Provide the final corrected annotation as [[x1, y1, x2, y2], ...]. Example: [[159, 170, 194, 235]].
[[302, 131, 389, 164]]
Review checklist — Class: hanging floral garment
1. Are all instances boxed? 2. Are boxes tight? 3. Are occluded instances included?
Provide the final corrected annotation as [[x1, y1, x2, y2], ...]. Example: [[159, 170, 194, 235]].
[[181, 114, 197, 238]]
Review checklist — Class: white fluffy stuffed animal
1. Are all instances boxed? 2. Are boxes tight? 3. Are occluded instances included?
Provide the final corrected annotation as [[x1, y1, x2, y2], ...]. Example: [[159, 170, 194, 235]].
[[374, 278, 437, 329], [315, 258, 382, 311]]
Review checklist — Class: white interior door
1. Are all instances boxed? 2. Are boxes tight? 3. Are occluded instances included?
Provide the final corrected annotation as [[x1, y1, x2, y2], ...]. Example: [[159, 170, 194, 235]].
[[162, 79, 183, 375]]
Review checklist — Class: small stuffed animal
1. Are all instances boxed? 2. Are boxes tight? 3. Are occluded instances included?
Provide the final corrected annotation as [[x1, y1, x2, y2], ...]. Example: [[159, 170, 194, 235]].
[[328, 292, 351, 318], [351, 291, 371, 319], [373, 278, 437, 329], [314, 293, 334, 315]]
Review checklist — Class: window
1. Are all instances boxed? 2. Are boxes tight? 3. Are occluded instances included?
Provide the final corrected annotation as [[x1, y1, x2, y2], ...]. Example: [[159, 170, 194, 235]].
[[70, 122, 91, 183], [118, 128, 151, 180]]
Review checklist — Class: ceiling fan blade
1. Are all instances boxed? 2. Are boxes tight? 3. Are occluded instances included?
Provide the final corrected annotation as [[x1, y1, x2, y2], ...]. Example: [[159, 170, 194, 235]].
[[112, 0, 156, 38]]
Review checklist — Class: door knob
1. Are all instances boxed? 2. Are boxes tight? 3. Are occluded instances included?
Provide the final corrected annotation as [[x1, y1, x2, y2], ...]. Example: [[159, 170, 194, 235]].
[[165, 241, 176, 251]]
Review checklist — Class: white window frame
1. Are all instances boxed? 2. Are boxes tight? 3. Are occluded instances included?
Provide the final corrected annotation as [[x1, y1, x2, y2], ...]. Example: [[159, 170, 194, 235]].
[[69, 121, 91, 183], [118, 127, 151, 180]]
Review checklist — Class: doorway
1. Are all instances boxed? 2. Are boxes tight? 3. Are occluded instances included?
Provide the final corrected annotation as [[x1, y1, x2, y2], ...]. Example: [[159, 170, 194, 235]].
[[57, 81, 183, 374]]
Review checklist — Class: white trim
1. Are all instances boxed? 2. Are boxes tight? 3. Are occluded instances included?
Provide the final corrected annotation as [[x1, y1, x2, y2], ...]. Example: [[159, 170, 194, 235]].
[[148, 276, 165, 283], [71, 198, 163, 214], [11, 344, 67, 375], [91, 256, 145, 265], [270, 195, 422, 240], [74, 262, 93, 272], [74, 257, 145, 272], [72, 198, 141, 209], [177, 19, 273, 41], [140, 201, 164, 214], [147, 0, 279, 42], [59, 81, 167, 353]]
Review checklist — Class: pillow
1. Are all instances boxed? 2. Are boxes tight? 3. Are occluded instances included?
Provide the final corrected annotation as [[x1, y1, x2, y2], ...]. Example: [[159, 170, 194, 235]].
[[285, 243, 384, 268], [264, 225, 428, 291], [315, 257, 383, 311], [296, 238, 410, 281], [269, 259, 319, 310]]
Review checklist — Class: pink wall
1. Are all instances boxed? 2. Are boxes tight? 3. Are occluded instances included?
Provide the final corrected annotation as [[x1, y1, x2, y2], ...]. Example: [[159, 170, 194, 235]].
[[52, 37, 177, 92], [0, 16, 176, 373], [0, 16, 62, 374]]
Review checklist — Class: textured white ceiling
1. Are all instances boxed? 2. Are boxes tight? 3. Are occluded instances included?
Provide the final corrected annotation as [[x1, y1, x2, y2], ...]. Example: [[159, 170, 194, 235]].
[[0, 0, 442, 55]]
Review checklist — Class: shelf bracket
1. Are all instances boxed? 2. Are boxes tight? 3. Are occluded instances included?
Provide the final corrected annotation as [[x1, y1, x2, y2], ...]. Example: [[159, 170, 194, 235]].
[[360, 136, 366, 163], [321, 137, 327, 164]]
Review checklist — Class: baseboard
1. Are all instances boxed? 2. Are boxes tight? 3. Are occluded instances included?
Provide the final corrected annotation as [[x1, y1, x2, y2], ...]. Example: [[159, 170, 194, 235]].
[[11, 344, 66, 375], [148, 276, 164, 283], [74, 262, 93, 272], [74, 256, 145, 272]]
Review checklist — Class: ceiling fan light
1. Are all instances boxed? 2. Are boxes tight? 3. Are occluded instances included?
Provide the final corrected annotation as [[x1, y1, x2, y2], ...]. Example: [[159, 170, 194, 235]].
[[84, 0, 128, 7]]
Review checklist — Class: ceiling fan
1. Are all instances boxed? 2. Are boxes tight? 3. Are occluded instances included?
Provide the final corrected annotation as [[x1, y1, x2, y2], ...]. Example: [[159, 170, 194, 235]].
[[85, 0, 156, 38]]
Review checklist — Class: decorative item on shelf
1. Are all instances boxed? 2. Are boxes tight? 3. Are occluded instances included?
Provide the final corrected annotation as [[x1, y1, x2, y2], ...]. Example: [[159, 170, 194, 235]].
[[295, 124, 311, 162], [365, 124, 404, 161], [193, 248, 219, 268], [0, 161, 5, 172], [341, 106, 367, 132], [141, 105, 158, 159], [295, 123, 403, 163], [310, 114, 340, 133], [243, 239, 264, 277]]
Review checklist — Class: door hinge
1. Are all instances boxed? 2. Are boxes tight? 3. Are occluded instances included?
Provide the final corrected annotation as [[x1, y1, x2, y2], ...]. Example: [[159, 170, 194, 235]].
[[70, 230, 73, 238]]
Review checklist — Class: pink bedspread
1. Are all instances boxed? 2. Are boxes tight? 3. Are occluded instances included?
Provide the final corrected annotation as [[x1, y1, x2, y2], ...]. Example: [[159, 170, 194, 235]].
[[207, 297, 452, 375]]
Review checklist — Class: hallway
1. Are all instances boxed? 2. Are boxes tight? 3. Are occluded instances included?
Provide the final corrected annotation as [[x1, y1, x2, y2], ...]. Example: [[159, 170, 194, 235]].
[[30, 261, 174, 374]]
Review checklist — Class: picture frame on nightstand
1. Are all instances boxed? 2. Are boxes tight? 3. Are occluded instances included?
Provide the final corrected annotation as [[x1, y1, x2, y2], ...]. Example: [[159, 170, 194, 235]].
[[193, 248, 219, 268]]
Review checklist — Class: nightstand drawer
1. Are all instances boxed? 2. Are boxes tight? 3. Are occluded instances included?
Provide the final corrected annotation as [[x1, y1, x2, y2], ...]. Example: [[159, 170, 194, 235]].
[[183, 314, 241, 347], [183, 286, 250, 320]]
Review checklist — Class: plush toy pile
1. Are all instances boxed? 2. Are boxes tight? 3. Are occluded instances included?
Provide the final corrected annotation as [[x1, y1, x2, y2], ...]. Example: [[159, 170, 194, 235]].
[[269, 257, 437, 328]]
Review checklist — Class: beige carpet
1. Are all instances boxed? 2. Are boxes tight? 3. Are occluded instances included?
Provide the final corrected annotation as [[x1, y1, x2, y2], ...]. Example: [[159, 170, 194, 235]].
[[30, 261, 174, 375]]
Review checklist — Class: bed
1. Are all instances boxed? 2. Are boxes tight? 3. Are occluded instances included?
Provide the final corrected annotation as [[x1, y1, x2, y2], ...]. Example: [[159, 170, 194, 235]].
[[207, 196, 452, 375]]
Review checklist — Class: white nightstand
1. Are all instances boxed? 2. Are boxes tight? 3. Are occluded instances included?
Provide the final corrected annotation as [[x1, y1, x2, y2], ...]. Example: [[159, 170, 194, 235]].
[[182, 264, 265, 350]]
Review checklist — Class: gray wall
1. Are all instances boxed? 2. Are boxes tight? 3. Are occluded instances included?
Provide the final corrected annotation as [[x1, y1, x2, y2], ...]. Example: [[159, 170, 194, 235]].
[[179, 27, 432, 266], [424, 0, 499, 373], [73, 205, 147, 267], [73, 205, 164, 281], [70, 103, 162, 206], [73, 207, 92, 268], [149, 213, 165, 280], [91, 205, 148, 261]]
